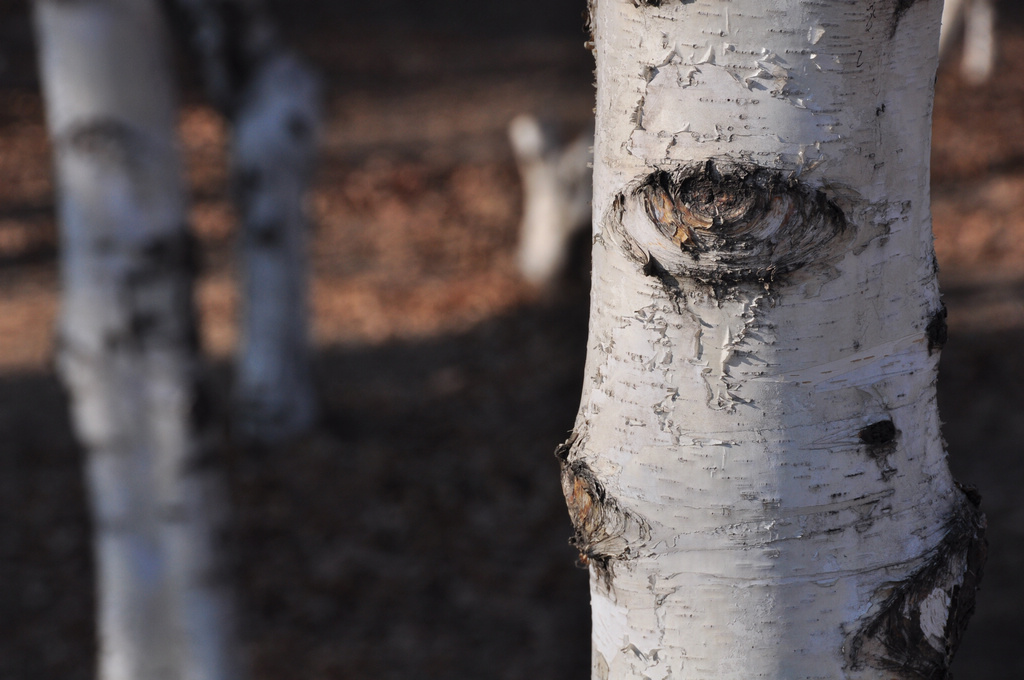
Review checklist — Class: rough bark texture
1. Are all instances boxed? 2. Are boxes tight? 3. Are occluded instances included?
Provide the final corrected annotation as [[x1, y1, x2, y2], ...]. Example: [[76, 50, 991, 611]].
[[169, 0, 321, 442], [33, 1, 242, 678], [566, 1, 986, 678]]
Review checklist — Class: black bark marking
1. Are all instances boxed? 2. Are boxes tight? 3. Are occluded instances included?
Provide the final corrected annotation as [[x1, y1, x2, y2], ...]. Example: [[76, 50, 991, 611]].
[[190, 378, 218, 433], [630, 160, 850, 290], [848, 495, 987, 679], [859, 419, 897, 446], [139, 230, 200, 276], [129, 312, 161, 341], [926, 304, 948, 355], [110, 231, 201, 349], [218, 0, 259, 109], [859, 419, 898, 480], [556, 433, 649, 585], [553, 434, 575, 462], [286, 113, 312, 141], [62, 118, 142, 170], [642, 253, 681, 294], [251, 220, 285, 248], [184, 445, 222, 474], [235, 167, 262, 201], [891, 0, 928, 38], [162, 0, 270, 116]]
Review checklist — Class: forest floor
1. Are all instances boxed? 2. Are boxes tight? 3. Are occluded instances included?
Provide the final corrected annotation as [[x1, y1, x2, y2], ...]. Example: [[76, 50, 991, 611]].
[[2, 2, 1023, 679]]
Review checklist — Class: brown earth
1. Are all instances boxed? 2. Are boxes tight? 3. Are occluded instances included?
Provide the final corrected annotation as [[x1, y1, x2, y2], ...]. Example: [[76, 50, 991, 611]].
[[2, 2, 1023, 679]]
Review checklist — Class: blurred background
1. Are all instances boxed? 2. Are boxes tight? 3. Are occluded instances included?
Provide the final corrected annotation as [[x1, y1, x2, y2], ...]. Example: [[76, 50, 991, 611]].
[[1, 0, 1022, 678]]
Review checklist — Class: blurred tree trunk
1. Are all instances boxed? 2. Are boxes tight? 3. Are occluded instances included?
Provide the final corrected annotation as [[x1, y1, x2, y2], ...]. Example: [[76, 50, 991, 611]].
[[509, 114, 592, 287], [940, 0, 996, 84], [560, 1, 985, 678], [169, 0, 321, 443], [33, 1, 241, 678]]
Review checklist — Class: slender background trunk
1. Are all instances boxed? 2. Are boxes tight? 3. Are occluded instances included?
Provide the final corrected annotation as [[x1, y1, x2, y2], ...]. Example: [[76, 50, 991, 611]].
[[561, 1, 985, 678], [169, 0, 321, 442], [33, 1, 241, 678], [940, 0, 997, 83], [509, 114, 592, 287]]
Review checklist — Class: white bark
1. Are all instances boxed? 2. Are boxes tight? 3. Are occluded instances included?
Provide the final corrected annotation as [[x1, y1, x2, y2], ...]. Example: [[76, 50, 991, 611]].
[[561, 2, 985, 679], [231, 53, 320, 441], [171, 0, 321, 442], [959, 0, 995, 84], [510, 114, 593, 286], [33, 1, 241, 678], [514, 0, 998, 289], [939, 0, 996, 84]]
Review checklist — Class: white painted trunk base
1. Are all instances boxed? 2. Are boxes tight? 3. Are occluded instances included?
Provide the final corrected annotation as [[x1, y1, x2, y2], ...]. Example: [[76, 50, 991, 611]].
[[562, 1, 985, 678]]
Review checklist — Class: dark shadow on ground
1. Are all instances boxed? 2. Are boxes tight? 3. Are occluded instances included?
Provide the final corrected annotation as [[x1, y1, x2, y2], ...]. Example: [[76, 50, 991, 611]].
[[2, 278, 1022, 679], [940, 294, 1024, 679], [0, 285, 592, 680]]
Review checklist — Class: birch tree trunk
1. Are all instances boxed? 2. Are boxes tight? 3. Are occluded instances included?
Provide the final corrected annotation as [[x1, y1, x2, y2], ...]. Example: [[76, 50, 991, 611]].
[[169, 0, 321, 442], [939, 0, 996, 84], [560, 2, 985, 678], [509, 114, 593, 286], [33, 1, 241, 678]]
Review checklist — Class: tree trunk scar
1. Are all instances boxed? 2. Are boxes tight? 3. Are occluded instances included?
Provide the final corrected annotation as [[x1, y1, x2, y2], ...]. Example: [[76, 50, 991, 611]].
[[847, 492, 986, 679], [555, 433, 650, 586], [608, 160, 852, 295], [59, 118, 149, 171]]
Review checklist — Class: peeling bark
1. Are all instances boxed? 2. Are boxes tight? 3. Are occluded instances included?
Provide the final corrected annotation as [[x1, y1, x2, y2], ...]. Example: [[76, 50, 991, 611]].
[[557, 432, 651, 584], [567, 1, 984, 678], [848, 494, 987, 679], [625, 161, 850, 288]]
